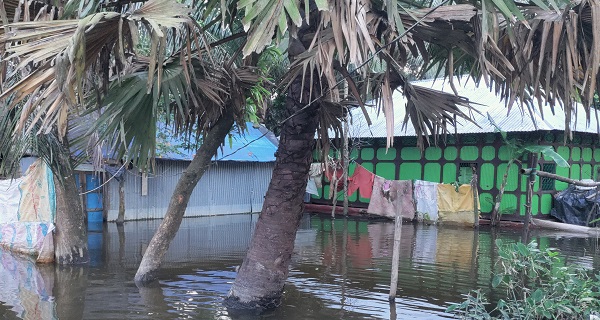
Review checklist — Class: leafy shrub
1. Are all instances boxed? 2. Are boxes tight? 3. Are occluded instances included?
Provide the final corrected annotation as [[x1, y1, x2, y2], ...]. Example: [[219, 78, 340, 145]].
[[447, 240, 600, 319]]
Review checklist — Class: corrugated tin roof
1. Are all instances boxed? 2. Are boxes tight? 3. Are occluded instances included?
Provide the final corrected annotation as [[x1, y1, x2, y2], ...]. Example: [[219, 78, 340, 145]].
[[157, 122, 278, 162], [350, 78, 600, 138]]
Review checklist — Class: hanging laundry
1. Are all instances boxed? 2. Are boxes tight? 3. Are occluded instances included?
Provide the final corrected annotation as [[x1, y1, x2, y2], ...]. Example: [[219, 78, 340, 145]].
[[305, 178, 319, 196], [437, 184, 477, 226], [367, 176, 415, 219], [309, 163, 324, 188], [306, 163, 323, 197], [325, 166, 345, 199], [414, 180, 439, 222], [347, 164, 375, 198]]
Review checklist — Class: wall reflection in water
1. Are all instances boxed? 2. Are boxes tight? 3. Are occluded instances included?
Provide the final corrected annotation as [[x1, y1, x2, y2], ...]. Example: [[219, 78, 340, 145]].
[[0, 214, 597, 320], [0, 250, 55, 320]]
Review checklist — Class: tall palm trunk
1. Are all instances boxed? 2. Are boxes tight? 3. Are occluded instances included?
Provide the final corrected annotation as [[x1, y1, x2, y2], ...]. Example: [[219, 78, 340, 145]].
[[54, 137, 89, 264], [134, 113, 235, 284], [225, 36, 320, 309]]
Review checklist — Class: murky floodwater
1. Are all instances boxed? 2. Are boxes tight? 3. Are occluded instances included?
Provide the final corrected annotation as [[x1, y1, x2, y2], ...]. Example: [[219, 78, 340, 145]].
[[0, 214, 598, 320]]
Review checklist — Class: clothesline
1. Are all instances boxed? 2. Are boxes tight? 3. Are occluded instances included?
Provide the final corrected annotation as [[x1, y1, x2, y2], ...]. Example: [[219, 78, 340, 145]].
[[308, 162, 478, 226]]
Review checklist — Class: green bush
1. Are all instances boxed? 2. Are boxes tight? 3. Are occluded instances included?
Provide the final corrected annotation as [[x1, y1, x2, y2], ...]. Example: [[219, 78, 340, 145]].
[[447, 240, 600, 319]]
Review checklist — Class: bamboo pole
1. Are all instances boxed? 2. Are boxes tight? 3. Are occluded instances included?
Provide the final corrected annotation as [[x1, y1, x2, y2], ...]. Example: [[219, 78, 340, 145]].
[[471, 166, 479, 227], [520, 168, 600, 187], [523, 154, 538, 243], [491, 159, 515, 226], [531, 218, 600, 236], [342, 112, 349, 217], [389, 207, 403, 301], [117, 178, 125, 224]]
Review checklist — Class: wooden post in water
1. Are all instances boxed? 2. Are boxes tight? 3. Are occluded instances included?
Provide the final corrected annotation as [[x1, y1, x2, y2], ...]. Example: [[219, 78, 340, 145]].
[[471, 166, 479, 227], [389, 206, 403, 301], [523, 154, 538, 239], [342, 112, 350, 217]]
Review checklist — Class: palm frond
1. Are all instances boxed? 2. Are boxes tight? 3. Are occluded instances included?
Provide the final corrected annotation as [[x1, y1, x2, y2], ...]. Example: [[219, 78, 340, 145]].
[[0, 0, 194, 139], [0, 100, 73, 179], [411, 1, 600, 140], [72, 57, 265, 170]]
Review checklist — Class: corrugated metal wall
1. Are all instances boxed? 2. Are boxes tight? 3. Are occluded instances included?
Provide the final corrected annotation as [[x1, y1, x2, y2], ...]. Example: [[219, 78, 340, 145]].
[[105, 161, 274, 221]]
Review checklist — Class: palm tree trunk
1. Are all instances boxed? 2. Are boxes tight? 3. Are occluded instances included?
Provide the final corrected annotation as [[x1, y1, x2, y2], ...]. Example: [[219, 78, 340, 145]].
[[225, 58, 320, 310], [491, 158, 515, 226], [53, 137, 89, 265], [134, 113, 234, 285], [116, 178, 125, 225]]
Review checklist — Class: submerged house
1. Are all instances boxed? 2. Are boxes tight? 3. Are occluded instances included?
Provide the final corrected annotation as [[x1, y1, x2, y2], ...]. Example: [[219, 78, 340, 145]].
[[309, 79, 600, 222], [84, 123, 278, 222]]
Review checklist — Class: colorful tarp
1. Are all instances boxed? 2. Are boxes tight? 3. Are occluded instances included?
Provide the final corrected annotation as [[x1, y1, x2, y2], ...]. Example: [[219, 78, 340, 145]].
[[0, 178, 22, 224], [18, 160, 55, 223], [0, 160, 56, 262]]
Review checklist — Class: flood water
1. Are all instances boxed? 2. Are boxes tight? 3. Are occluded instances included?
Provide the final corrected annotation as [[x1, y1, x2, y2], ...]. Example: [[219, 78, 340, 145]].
[[0, 214, 599, 320]]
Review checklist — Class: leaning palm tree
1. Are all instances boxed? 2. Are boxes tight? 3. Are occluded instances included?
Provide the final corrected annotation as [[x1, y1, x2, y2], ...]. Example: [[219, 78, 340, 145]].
[[93, 58, 266, 283], [225, 0, 600, 311], [0, 0, 272, 272], [224, 0, 481, 310], [0, 0, 207, 264]]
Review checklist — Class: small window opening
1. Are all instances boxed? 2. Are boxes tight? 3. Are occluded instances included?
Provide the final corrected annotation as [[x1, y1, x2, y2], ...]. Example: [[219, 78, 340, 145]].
[[541, 163, 556, 191], [458, 162, 477, 184]]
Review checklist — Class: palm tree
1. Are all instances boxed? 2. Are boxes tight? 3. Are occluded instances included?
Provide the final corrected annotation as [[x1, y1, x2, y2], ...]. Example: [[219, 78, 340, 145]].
[[3, 0, 600, 311], [225, 0, 600, 310], [0, 0, 272, 271], [0, 0, 230, 265], [224, 0, 480, 309]]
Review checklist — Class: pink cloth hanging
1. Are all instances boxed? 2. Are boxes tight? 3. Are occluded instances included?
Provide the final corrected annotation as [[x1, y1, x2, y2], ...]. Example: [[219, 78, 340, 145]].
[[347, 164, 375, 198]]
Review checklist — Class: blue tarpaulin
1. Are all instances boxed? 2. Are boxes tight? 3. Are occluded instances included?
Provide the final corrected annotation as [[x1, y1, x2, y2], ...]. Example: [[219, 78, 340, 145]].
[[156, 122, 278, 162]]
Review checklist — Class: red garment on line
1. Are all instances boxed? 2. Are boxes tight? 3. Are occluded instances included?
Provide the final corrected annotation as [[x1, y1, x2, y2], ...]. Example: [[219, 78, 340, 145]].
[[347, 164, 375, 198]]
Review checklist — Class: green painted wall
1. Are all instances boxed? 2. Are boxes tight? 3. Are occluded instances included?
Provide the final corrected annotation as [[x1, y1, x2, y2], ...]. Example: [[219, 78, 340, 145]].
[[311, 132, 600, 220]]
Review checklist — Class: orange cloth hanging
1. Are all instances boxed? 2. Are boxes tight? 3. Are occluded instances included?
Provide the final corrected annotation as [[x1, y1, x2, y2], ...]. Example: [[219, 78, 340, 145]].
[[347, 164, 375, 198]]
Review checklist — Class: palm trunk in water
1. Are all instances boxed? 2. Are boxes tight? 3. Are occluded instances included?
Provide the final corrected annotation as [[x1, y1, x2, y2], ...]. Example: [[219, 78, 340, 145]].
[[54, 136, 89, 265], [225, 35, 321, 309], [134, 113, 235, 284]]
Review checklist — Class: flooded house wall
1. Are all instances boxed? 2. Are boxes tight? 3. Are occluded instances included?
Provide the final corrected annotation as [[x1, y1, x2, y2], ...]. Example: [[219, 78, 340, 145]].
[[104, 160, 274, 221], [311, 131, 600, 221]]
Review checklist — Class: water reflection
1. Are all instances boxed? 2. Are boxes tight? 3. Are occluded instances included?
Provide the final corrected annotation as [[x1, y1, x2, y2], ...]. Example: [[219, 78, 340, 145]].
[[0, 214, 597, 319], [0, 250, 55, 320]]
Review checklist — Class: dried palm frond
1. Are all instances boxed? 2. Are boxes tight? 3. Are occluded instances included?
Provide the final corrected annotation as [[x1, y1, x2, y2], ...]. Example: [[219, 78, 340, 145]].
[[412, 0, 600, 141], [248, 0, 485, 150], [0, 101, 72, 178], [0, 0, 195, 139]]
